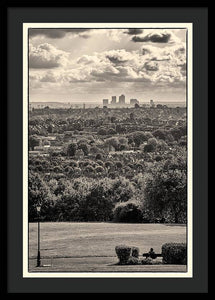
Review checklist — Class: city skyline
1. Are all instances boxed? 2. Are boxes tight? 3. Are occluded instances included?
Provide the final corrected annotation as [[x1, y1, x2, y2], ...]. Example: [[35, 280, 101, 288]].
[[29, 28, 187, 103]]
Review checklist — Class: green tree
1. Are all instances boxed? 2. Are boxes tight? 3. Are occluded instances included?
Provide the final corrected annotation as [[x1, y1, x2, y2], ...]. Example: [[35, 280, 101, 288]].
[[148, 137, 158, 147], [29, 135, 40, 150], [97, 128, 107, 135], [127, 131, 148, 147], [78, 143, 89, 156], [144, 168, 187, 223], [28, 171, 53, 221], [67, 143, 77, 156], [113, 200, 143, 223], [107, 128, 117, 135], [143, 144, 154, 153], [116, 124, 126, 134], [79, 185, 114, 221], [152, 129, 166, 140], [105, 137, 119, 151]]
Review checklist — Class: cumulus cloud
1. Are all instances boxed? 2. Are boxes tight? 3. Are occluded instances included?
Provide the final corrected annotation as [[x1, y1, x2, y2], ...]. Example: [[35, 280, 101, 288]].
[[29, 28, 90, 39], [124, 29, 143, 35], [81, 29, 125, 42], [31, 44, 186, 88], [133, 33, 171, 43], [144, 61, 159, 71], [29, 43, 69, 68], [131, 30, 180, 45], [29, 28, 187, 102], [105, 49, 136, 64], [40, 71, 59, 82]]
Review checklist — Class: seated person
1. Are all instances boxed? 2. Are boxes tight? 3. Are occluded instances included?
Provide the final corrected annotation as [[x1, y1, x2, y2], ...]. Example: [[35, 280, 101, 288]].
[[146, 248, 157, 259]]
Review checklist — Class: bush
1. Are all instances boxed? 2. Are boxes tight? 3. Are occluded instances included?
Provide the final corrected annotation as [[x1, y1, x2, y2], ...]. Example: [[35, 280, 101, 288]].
[[162, 243, 187, 265], [141, 257, 162, 265], [127, 256, 139, 265], [115, 245, 131, 264], [97, 128, 107, 135], [131, 247, 139, 258], [141, 257, 154, 265], [113, 202, 143, 223], [144, 144, 154, 153], [95, 153, 103, 160]]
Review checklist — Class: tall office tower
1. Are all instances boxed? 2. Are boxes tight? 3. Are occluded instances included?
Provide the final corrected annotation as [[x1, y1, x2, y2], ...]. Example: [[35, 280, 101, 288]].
[[111, 96, 117, 104], [103, 99, 109, 106], [119, 94, 125, 104], [130, 99, 139, 105], [150, 99, 155, 107]]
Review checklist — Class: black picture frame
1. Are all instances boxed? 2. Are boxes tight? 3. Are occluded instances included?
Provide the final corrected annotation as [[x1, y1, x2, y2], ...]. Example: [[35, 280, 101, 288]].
[[5, 5, 208, 294]]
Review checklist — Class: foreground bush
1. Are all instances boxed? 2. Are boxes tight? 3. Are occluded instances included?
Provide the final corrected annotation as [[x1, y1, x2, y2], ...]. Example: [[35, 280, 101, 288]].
[[115, 245, 140, 265], [141, 257, 154, 265], [162, 243, 187, 265], [127, 256, 139, 265], [113, 201, 143, 223], [131, 247, 139, 258], [141, 257, 163, 265], [115, 245, 131, 264]]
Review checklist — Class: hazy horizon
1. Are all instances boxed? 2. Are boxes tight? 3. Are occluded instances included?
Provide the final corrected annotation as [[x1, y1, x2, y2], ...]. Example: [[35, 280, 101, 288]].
[[29, 99, 186, 104]]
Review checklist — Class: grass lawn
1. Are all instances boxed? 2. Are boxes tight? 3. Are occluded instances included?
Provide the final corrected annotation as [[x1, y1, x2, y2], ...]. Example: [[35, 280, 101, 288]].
[[28, 222, 187, 273]]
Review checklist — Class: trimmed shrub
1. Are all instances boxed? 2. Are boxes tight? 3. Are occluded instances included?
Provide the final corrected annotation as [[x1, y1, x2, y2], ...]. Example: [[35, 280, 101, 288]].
[[131, 247, 139, 258], [141, 258, 162, 265], [113, 202, 143, 223], [141, 257, 154, 265], [95, 153, 103, 160], [162, 243, 187, 265], [115, 245, 131, 264], [127, 256, 139, 265]]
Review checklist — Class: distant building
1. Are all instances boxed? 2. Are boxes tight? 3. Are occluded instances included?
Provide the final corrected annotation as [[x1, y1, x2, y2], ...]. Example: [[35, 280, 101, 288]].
[[119, 94, 125, 104], [150, 99, 155, 108], [111, 96, 117, 104], [103, 99, 109, 106], [130, 99, 139, 105], [156, 104, 163, 109]]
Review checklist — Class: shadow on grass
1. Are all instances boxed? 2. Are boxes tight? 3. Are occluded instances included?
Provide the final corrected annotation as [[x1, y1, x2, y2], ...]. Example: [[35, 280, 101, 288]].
[[164, 224, 186, 227], [108, 260, 164, 266]]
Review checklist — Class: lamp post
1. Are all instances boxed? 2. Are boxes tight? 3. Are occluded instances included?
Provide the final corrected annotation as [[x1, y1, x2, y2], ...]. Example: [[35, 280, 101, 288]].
[[36, 204, 41, 267]]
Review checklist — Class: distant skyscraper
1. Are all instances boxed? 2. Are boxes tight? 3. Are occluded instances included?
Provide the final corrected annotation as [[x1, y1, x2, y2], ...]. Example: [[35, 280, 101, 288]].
[[103, 99, 109, 106], [150, 99, 155, 107], [111, 96, 117, 104], [130, 99, 139, 105], [119, 94, 125, 104]]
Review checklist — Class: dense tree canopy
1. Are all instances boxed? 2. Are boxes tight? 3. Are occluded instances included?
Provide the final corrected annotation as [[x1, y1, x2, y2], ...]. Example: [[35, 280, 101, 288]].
[[28, 106, 187, 223], [144, 167, 187, 223]]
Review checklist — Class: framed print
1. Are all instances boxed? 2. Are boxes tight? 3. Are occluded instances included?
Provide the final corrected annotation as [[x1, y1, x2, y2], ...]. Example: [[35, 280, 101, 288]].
[[23, 22, 192, 278], [6, 6, 208, 293]]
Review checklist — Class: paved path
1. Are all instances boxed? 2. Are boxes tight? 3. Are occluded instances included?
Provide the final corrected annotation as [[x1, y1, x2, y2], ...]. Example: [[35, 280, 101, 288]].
[[29, 256, 187, 273]]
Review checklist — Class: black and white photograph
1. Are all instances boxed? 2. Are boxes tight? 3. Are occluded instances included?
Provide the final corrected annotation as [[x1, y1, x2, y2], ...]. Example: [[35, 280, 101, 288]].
[[23, 23, 193, 277]]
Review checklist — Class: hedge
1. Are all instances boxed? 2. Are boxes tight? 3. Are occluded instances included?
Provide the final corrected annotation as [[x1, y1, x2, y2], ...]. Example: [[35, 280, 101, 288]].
[[131, 247, 139, 258], [162, 243, 187, 265], [127, 256, 139, 265], [115, 245, 140, 264], [115, 245, 131, 264]]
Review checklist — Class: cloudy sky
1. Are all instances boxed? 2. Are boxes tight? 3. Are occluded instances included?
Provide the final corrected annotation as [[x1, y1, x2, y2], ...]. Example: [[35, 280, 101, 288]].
[[29, 27, 187, 103]]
